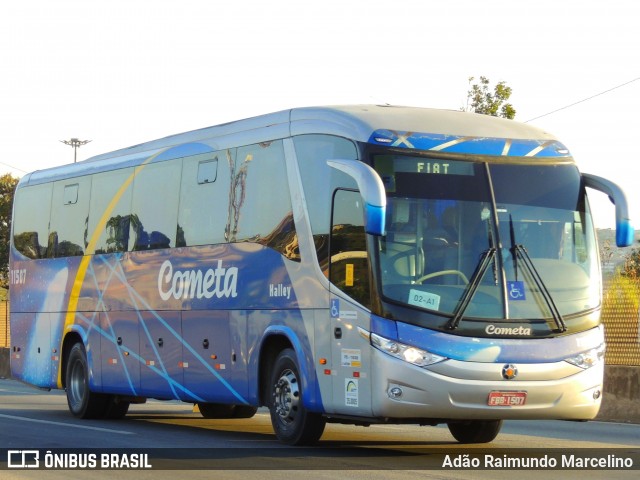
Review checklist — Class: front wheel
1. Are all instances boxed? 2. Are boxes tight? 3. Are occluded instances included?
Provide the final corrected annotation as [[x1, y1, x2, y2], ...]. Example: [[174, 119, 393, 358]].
[[65, 342, 108, 419], [447, 419, 503, 443], [268, 348, 326, 445]]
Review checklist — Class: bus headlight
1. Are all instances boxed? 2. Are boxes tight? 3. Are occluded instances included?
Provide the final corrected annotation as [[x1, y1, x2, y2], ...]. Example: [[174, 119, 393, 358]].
[[564, 343, 605, 369], [371, 332, 446, 367]]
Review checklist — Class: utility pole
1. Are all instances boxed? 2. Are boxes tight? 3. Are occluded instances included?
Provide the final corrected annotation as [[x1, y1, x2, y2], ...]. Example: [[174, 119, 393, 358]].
[[60, 138, 91, 163]]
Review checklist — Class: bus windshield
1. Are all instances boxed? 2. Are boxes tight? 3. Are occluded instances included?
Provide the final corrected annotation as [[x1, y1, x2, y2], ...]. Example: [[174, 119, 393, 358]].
[[373, 154, 599, 321]]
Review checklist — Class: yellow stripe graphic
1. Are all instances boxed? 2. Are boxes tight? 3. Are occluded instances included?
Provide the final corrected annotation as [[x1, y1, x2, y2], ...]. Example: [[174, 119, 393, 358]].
[[58, 150, 164, 388]]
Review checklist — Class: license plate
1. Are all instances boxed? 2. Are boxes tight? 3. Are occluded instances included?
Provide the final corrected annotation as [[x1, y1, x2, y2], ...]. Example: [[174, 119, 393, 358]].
[[488, 391, 527, 406]]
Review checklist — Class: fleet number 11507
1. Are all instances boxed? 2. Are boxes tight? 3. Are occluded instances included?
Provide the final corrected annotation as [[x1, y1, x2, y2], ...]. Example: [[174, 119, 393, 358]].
[[10, 269, 26, 285]]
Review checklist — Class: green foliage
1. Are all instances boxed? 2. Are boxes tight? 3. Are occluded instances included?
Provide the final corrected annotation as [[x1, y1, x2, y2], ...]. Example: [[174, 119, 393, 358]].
[[0, 173, 19, 288], [621, 246, 640, 279], [463, 76, 516, 119]]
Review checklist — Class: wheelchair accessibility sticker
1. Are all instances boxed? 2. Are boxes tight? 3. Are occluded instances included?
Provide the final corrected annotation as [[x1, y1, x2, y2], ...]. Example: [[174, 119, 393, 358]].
[[330, 298, 357, 320], [331, 299, 340, 318], [507, 281, 526, 300]]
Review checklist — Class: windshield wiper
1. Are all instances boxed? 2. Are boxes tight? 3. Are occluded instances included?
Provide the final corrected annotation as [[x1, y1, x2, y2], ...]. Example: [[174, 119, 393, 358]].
[[507, 214, 566, 333], [447, 247, 497, 330], [511, 244, 567, 333]]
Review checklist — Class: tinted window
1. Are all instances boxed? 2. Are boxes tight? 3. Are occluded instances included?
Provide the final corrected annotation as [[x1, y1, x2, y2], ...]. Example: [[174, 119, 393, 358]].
[[178, 150, 233, 247], [294, 135, 358, 270], [49, 177, 91, 257], [88, 168, 134, 254], [13, 183, 52, 259], [235, 141, 299, 261], [490, 164, 582, 210], [130, 161, 182, 250], [330, 189, 370, 308]]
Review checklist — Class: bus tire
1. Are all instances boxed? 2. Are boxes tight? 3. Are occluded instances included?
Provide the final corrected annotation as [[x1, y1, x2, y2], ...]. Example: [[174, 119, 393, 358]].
[[268, 348, 326, 445], [447, 419, 503, 443], [103, 396, 130, 419], [232, 405, 258, 418], [65, 342, 108, 419]]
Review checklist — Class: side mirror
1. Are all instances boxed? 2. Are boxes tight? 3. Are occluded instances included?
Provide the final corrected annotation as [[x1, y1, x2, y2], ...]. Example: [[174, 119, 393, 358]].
[[583, 173, 634, 247], [327, 159, 386, 236]]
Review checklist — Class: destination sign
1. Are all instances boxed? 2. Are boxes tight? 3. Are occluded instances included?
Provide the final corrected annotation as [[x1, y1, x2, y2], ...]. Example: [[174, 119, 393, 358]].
[[406, 159, 474, 176], [375, 155, 475, 176], [374, 155, 475, 192]]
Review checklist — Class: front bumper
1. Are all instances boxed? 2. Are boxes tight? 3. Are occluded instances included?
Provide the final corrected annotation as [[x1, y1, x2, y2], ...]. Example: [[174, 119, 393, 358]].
[[371, 347, 603, 421]]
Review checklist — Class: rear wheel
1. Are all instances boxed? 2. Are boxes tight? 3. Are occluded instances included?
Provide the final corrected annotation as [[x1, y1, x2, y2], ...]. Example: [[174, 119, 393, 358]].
[[268, 348, 326, 445], [447, 419, 503, 443], [103, 396, 130, 419], [65, 342, 108, 419], [232, 405, 258, 418]]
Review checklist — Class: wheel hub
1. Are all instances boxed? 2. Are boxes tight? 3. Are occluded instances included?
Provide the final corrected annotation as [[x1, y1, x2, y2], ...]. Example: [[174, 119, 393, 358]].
[[273, 369, 299, 423], [68, 360, 85, 409]]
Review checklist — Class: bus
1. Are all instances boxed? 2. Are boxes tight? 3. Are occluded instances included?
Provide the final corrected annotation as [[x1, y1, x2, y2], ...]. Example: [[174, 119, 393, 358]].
[[9, 105, 634, 445]]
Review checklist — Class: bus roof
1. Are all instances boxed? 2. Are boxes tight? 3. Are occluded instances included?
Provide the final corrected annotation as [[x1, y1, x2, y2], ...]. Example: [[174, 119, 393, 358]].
[[20, 105, 568, 187], [290, 105, 559, 142]]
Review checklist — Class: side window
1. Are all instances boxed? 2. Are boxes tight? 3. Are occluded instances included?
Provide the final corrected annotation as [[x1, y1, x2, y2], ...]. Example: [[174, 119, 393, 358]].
[[235, 140, 299, 261], [294, 135, 358, 271], [330, 189, 370, 309], [88, 168, 134, 254], [178, 150, 233, 247], [130, 161, 182, 250], [197, 158, 218, 184], [13, 183, 53, 259], [49, 177, 91, 257], [63, 184, 79, 205]]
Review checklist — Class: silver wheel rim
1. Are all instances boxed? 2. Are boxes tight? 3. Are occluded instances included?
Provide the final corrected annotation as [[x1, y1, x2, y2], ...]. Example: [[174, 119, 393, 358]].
[[273, 368, 300, 425], [68, 359, 85, 411]]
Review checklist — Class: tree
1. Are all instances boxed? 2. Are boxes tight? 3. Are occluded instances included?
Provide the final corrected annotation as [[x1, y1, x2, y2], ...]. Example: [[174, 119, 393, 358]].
[[0, 173, 19, 288], [621, 246, 640, 280], [463, 76, 516, 119]]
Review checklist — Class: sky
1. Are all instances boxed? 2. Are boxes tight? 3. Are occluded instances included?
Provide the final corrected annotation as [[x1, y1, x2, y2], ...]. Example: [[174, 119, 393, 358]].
[[2, 0, 639, 231]]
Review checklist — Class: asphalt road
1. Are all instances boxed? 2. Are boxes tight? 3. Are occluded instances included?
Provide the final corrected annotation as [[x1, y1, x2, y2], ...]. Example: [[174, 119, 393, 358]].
[[1, 378, 638, 479]]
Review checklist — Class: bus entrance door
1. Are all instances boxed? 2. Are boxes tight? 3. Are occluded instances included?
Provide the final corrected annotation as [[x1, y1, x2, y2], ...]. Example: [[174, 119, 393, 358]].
[[329, 296, 372, 416]]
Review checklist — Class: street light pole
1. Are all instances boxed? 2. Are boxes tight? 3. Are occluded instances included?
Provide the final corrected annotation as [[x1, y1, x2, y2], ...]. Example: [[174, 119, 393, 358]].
[[60, 138, 91, 163]]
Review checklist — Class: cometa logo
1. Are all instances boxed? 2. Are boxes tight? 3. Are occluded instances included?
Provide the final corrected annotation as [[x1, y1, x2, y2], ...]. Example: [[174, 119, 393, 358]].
[[485, 325, 532, 336], [158, 260, 238, 301]]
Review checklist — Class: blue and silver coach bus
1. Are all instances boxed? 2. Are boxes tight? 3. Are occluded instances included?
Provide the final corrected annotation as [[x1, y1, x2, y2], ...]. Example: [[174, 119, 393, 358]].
[[9, 106, 634, 445]]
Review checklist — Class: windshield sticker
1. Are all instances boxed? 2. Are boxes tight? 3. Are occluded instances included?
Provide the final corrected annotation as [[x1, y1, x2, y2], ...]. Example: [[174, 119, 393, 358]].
[[409, 289, 441, 311], [345, 263, 354, 287], [507, 281, 526, 301]]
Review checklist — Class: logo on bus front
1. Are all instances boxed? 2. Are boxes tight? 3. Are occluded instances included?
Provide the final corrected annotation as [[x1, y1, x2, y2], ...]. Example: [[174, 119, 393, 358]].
[[502, 364, 519, 380], [485, 325, 532, 336]]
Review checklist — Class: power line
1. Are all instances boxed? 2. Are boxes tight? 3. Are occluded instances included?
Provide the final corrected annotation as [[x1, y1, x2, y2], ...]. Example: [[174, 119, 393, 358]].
[[525, 77, 640, 123], [0, 161, 28, 174]]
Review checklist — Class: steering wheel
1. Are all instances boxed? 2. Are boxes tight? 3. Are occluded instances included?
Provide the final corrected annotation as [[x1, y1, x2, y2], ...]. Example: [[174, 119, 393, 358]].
[[416, 270, 469, 285]]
